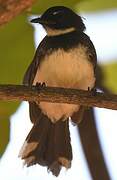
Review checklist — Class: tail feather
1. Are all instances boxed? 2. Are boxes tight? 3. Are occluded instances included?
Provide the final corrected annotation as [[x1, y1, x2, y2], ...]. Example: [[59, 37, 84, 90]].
[[19, 115, 72, 176], [45, 120, 72, 176]]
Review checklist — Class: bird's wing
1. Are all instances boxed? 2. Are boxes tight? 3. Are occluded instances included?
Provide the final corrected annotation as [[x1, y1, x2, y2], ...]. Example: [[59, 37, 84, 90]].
[[23, 36, 48, 86], [81, 32, 97, 71], [71, 33, 97, 124], [23, 36, 49, 123]]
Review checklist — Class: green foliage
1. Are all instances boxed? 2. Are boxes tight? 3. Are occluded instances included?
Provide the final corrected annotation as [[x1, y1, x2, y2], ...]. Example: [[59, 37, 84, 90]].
[[0, 0, 117, 157], [78, 0, 117, 12], [0, 15, 34, 84], [31, 0, 117, 14], [0, 118, 10, 158], [101, 62, 117, 93], [0, 14, 35, 155], [31, 0, 81, 13]]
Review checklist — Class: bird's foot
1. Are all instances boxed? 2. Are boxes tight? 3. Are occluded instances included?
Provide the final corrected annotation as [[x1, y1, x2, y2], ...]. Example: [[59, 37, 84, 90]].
[[36, 82, 46, 90], [88, 87, 97, 96]]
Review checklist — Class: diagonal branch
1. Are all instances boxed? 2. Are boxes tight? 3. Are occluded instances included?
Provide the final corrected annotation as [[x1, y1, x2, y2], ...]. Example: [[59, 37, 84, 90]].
[[0, 84, 117, 110], [0, 0, 36, 26]]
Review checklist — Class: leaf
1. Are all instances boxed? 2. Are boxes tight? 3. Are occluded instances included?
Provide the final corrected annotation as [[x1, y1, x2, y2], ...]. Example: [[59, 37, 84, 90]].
[[0, 0, 116, 159], [31, 0, 117, 14], [31, 0, 81, 14], [0, 14, 35, 156], [0, 118, 10, 158], [78, 0, 117, 12], [101, 62, 117, 93]]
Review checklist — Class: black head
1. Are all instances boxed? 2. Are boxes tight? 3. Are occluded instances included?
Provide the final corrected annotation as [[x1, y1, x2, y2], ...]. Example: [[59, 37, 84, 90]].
[[31, 6, 85, 32]]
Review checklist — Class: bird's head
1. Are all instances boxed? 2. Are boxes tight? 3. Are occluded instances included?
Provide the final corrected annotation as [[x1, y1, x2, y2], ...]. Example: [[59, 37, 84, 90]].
[[31, 6, 86, 36]]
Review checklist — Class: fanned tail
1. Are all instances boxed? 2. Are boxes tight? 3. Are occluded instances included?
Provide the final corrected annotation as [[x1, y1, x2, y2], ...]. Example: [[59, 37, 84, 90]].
[[19, 114, 72, 176]]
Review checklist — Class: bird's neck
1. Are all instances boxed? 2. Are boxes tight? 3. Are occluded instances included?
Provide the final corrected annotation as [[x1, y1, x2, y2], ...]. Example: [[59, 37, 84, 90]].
[[45, 27, 76, 37]]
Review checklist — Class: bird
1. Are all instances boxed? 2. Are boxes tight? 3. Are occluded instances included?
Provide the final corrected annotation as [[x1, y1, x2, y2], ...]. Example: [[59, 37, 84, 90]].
[[19, 6, 97, 176]]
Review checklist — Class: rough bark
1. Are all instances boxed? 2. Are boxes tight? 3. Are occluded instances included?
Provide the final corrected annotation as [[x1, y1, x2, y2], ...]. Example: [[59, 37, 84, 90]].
[[0, 84, 117, 110], [0, 0, 36, 26]]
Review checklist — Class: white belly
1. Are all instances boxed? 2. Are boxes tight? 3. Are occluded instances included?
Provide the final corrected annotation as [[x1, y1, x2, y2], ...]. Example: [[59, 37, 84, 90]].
[[33, 46, 95, 122]]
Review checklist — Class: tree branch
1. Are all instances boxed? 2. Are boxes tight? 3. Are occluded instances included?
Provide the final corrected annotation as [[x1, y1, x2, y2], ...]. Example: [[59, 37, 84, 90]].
[[0, 84, 117, 110], [0, 0, 36, 26]]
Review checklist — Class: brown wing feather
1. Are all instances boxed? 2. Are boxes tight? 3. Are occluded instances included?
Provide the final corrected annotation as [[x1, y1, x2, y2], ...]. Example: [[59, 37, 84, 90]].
[[71, 33, 97, 124]]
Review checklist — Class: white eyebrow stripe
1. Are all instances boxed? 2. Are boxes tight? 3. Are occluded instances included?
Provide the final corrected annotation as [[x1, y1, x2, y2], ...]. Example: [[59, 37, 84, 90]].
[[53, 11, 61, 15]]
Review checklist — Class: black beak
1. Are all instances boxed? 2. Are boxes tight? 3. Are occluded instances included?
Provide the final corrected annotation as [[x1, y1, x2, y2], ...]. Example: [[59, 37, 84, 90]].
[[30, 17, 55, 25], [31, 17, 44, 24]]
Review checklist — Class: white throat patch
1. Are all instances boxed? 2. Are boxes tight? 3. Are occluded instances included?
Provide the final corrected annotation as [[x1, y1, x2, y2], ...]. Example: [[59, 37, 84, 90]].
[[46, 27, 76, 37]]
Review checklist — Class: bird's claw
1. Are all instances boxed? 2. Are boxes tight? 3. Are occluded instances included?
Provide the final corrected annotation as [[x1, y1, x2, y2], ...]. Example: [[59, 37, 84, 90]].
[[36, 82, 46, 90], [88, 87, 97, 96]]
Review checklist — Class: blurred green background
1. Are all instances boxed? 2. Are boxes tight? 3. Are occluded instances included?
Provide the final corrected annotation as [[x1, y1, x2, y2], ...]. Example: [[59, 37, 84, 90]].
[[0, 0, 117, 156]]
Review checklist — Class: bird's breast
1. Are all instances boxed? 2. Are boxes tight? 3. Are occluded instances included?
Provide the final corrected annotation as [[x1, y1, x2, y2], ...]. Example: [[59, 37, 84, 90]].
[[33, 45, 95, 122]]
